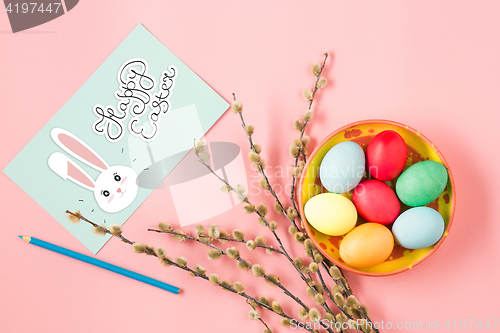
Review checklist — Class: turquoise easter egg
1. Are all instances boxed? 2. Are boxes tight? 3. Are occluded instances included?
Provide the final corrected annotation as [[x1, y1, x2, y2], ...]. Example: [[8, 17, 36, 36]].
[[392, 207, 445, 249], [395, 161, 448, 206], [319, 141, 365, 194]]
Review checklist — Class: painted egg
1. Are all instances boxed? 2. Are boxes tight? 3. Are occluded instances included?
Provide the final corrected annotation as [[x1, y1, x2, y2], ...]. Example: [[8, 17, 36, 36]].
[[304, 193, 357, 236], [319, 141, 365, 194], [396, 160, 448, 206], [392, 207, 445, 249], [367, 130, 407, 181], [352, 179, 400, 225], [339, 223, 394, 268]]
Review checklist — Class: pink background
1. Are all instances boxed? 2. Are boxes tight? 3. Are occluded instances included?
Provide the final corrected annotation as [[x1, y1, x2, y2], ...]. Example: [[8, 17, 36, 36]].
[[1, 1, 499, 332]]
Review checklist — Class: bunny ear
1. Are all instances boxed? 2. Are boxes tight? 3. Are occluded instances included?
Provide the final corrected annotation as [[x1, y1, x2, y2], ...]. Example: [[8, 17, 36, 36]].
[[51, 128, 109, 171], [48, 152, 96, 191]]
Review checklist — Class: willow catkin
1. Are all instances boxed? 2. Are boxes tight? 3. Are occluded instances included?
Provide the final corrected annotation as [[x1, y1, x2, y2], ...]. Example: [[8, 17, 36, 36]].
[[248, 310, 260, 320], [294, 119, 305, 131], [226, 247, 240, 259], [294, 257, 304, 269], [310, 62, 321, 76], [346, 295, 360, 309], [66, 211, 81, 223], [303, 110, 313, 122], [299, 307, 309, 320], [194, 265, 206, 276], [155, 247, 166, 259], [308, 308, 321, 322], [207, 224, 220, 239], [237, 260, 252, 271], [255, 236, 266, 245], [245, 124, 255, 136], [316, 77, 328, 89], [265, 274, 280, 286], [274, 202, 282, 213], [194, 140, 204, 153], [246, 240, 256, 251], [268, 221, 277, 231], [232, 229, 245, 241], [208, 274, 221, 286], [280, 318, 291, 327], [304, 238, 315, 251], [314, 293, 325, 306], [302, 88, 313, 100], [251, 264, 266, 277], [158, 222, 172, 231], [334, 293, 345, 307], [92, 224, 107, 236], [271, 301, 283, 314], [248, 151, 260, 163], [231, 100, 242, 113], [329, 265, 342, 279], [256, 204, 268, 216], [243, 204, 256, 213], [207, 249, 222, 260], [258, 296, 270, 306], [131, 243, 146, 253], [175, 257, 187, 267]]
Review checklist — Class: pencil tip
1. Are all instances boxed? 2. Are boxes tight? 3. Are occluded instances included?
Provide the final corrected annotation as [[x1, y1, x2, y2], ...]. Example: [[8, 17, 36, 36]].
[[19, 235, 30, 242]]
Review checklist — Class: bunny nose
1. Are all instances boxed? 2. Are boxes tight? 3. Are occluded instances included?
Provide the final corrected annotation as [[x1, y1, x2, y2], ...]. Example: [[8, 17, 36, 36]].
[[117, 188, 122, 193]]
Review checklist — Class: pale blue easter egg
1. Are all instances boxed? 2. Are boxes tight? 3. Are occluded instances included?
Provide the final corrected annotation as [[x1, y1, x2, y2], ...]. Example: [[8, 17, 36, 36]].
[[319, 141, 365, 194], [392, 207, 445, 249]]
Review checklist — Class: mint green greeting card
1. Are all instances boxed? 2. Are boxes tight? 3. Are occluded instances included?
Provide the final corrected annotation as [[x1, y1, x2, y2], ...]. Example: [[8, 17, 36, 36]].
[[3, 24, 229, 253]]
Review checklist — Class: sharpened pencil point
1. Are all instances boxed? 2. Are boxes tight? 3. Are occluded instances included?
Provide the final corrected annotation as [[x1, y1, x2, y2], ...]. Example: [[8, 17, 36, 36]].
[[19, 236, 30, 242]]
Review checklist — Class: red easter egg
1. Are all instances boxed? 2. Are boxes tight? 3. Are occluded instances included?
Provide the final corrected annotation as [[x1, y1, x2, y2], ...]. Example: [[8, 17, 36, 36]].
[[352, 179, 400, 225], [367, 130, 407, 181]]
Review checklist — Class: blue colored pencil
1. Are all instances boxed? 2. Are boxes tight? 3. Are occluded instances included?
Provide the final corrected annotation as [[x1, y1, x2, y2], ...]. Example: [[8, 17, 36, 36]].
[[19, 236, 180, 294]]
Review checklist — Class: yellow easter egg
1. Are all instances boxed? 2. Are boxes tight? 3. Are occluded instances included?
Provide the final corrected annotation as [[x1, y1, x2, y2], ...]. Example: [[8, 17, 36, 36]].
[[304, 193, 357, 236]]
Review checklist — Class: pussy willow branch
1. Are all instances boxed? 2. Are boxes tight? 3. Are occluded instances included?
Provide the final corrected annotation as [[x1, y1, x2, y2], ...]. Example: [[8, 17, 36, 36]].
[[216, 235, 284, 255], [274, 52, 379, 332], [230, 53, 378, 332], [321, 263, 379, 333], [229, 53, 349, 329], [66, 211, 311, 333], [148, 228, 311, 312], [232, 54, 350, 322], [247, 300, 272, 333], [65, 210, 133, 245], [232, 94, 299, 230], [320, 262, 352, 298], [194, 154, 337, 333], [290, 51, 329, 228], [305, 251, 347, 333]]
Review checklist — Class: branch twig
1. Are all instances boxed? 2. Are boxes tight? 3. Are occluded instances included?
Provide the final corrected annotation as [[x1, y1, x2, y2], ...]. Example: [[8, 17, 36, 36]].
[[148, 228, 311, 312], [66, 211, 312, 333]]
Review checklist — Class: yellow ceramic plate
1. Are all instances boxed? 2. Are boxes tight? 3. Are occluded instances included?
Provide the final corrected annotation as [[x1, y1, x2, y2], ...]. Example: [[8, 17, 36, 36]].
[[298, 120, 456, 276]]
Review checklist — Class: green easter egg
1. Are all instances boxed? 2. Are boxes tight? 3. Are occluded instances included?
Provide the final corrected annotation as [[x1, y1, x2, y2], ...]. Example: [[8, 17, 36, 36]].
[[395, 161, 448, 206]]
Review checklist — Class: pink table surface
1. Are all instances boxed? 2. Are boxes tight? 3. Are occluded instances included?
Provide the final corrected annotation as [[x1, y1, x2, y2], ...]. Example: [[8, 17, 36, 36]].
[[1, 1, 499, 332]]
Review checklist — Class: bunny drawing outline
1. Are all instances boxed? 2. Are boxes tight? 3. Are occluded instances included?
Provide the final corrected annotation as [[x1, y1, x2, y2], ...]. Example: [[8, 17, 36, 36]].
[[48, 128, 138, 213]]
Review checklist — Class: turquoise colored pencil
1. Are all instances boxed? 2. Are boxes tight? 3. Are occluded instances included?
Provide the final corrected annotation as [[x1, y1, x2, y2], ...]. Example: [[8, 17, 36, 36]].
[[19, 236, 180, 294]]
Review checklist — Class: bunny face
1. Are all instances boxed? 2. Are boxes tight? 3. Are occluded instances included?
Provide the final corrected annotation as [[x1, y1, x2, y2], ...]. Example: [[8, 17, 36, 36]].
[[94, 166, 138, 213], [49, 128, 139, 214]]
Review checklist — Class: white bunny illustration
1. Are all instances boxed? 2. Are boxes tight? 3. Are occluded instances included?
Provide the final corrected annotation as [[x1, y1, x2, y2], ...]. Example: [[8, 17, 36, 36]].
[[48, 128, 138, 213]]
